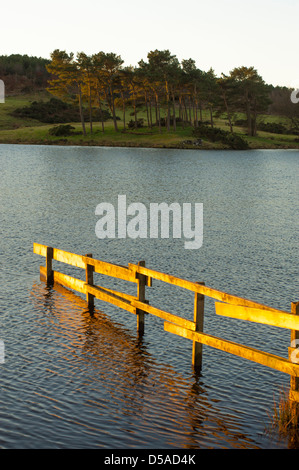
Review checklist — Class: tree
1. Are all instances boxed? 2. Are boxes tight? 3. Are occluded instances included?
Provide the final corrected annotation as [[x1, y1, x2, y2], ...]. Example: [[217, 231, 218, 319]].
[[0, 54, 50, 93], [76, 52, 95, 133], [92, 52, 123, 131], [136, 64, 154, 128], [181, 59, 201, 127], [47, 49, 87, 135], [138, 58, 163, 132], [217, 75, 239, 133], [146, 50, 180, 131], [199, 68, 222, 128], [91, 53, 107, 132], [120, 66, 142, 130], [228, 66, 271, 136]]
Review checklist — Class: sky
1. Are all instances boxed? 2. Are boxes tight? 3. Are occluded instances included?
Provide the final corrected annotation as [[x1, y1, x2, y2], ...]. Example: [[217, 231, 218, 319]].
[[1, 0, 298, 88]]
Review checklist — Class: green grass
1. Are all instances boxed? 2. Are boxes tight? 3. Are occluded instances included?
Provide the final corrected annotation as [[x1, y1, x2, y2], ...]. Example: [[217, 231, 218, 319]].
[[0, 122, 235, 149], [0, 93, 299, 149], [0, 91, 51, 130]]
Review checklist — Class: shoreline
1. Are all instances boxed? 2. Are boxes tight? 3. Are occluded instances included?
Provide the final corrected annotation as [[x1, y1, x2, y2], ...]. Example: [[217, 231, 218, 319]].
[[1, 92, 299, 151], [0, 139, 299, 150]]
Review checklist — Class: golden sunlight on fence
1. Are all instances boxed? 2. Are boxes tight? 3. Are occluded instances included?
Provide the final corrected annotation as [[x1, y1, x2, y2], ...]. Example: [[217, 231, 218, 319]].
[[33, 242, 299, 404]]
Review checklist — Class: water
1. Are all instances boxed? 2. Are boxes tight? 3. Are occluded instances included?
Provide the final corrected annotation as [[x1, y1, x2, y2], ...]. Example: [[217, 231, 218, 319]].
[[0, 144, 298, 449]]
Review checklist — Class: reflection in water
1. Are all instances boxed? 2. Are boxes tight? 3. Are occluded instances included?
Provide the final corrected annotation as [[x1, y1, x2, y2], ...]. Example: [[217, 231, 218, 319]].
[[26, 281, 260, 448]]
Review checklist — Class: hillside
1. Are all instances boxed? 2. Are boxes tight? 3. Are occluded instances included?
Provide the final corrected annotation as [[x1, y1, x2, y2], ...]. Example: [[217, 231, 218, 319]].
[[0, 53, 298, 149]]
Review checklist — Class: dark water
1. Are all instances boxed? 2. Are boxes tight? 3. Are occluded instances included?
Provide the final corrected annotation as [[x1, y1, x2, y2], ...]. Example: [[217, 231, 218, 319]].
[[0, 144, 298, 449]]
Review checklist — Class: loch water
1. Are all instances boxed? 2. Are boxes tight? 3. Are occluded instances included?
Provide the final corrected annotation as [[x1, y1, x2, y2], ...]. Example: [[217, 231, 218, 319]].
[[0, 144, 298, 449]]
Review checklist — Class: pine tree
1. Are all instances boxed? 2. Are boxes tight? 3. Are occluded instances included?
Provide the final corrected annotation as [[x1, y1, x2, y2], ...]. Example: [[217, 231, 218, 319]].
[[47, 50, 87, 135], [228, 66, 271, 136]]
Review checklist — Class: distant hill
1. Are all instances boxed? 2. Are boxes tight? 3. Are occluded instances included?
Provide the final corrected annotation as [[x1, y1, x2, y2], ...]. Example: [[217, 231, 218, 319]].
[[0, 54, 50, 95]]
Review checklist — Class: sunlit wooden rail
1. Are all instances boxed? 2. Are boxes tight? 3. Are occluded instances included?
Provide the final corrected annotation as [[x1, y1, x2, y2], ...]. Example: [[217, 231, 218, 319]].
[[33, 242, 299, 403]]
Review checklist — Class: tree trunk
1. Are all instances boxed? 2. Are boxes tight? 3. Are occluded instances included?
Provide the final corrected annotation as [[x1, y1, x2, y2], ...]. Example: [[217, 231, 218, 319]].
[[111, 84, 118, 132], [245, 91, 252, 136], [199, 104, 203, 122], [155, 92, 161, 133], [133, 96, 137, 129], [155, 97, 159, 126], [88, 85, 93, 134], [78, 85, 86, 136], [193, 85, 198, 127], [251, 100, 258, 136], [222, 90, 233, 133], [105, 80, 118, 132], [145, 92, 150, 128], [149, 95, 153, 128], [172, 92, 176, 131], [246, 103, 252, 136], [97, 92, 105, 132], [178, 95, 182, 120], [167, 101, 171, 131], [179, 96, 184, 129], [251, 113, 257, 136], [192, 99, 196, 127], [188, 97, 192, 123], [210, 106, 214, 128], [165, 80, 170, 131], [121, 92, 126, 131], [183, 97, 188, 125], [194, 99, 198, 127]]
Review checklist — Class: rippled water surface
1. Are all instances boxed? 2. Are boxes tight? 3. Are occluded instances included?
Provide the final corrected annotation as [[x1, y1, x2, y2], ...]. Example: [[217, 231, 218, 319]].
[[0, 144, 298, 449]]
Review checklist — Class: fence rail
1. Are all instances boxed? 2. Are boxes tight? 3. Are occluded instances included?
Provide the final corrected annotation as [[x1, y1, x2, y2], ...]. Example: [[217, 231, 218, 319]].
[[33, 242, 299, 403]]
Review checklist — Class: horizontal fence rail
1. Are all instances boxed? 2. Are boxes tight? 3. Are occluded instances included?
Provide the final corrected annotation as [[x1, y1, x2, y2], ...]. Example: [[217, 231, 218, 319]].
[[33, 243, 299, 404]]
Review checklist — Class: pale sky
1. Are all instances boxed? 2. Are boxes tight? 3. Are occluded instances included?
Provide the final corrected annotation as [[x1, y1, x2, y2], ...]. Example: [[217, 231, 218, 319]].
[[1, 0, 298, 87]]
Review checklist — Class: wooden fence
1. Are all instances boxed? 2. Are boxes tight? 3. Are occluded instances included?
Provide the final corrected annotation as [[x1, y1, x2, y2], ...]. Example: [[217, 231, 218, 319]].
[[33, 242, 299, 403]]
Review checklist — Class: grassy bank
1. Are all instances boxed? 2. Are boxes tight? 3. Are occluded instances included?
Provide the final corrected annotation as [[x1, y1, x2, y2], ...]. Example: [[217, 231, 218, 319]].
[[1, 93, 299, 150], [0, 123, 228, 149]]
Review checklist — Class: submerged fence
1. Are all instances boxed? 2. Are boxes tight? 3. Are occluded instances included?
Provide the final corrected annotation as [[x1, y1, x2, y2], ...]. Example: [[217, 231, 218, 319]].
[[33, 242, 299, 403]]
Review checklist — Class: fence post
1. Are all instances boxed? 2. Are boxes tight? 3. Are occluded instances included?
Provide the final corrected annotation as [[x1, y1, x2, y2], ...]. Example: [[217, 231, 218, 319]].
[[46, 246, 53, 285], [289, 301, 299, 404], [85, 253, 95, 311], [192, 282, 205, 369], [136, 260, 147, 336]]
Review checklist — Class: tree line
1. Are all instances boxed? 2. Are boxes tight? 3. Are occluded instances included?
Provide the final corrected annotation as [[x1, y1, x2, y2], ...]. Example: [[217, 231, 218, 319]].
[[1, 52, 298, 136], [0, 54, 50, 93], [46, 49, 274, 137]]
